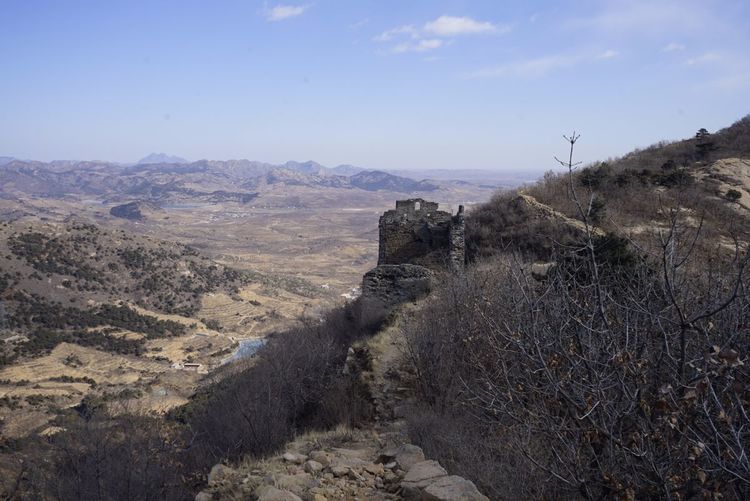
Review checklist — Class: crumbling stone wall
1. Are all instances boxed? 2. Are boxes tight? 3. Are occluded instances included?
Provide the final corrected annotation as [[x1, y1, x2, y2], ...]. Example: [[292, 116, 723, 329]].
[[449, 206, 466, 271], [360, 199, 465, 327], [359, 264, 433, 327], [377, 199, 465, 270]]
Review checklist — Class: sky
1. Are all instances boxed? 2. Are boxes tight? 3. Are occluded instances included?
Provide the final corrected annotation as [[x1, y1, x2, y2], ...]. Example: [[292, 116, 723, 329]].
[[1, 0, 749, 173]]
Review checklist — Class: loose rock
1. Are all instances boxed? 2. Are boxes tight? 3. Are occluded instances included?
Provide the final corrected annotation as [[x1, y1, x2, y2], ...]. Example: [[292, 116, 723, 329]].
[[422, 475, 489, 501], [330, 466, 349, 478], [255, 485, 303, 501], [309, 450, 331, 467], [304, 460, 324, 475], [282, 452, 308, 465], [401, 460, 448, 497], [207, 464, 236, 484], [379, 444, 425, 472]]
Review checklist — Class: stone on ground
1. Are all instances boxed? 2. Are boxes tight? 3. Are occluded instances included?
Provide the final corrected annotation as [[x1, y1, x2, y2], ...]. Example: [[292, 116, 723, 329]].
[[207, 463, 235, 484], [379, 444, 426, 472], [282, 452, 308, 465], [401, 460, 448, 496], [422, 475, 490, 501], [309, 450, 331, 467], [255, 485, 303, 501], [304, 459, 324, 475]]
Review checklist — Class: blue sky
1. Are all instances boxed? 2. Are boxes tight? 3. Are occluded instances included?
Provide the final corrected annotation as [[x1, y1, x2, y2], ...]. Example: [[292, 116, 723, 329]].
[[1, 0, 748, 172]]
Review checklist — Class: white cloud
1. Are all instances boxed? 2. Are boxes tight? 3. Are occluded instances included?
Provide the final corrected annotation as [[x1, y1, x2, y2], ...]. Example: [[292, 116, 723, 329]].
[[264, 4, 309, 22], [468, 51, 618, 79], [598, 49, 619, 59], [568, 0, 715, 36], [374, 14, 505, 55], [662, 42, 685, 52], [373, 25, 418, 43], [349, 18, 369, 30], [423, 15, 501, 36], [469, 55, 580, 78], [393, 39, 444, 54], [686, 52, 722, 65], [682, 50, 750, 93], [704, 72, 750, 92]]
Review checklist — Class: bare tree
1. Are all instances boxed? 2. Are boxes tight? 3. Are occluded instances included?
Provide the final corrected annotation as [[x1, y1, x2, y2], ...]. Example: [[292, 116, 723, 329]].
[[403, 135, 750, 499]]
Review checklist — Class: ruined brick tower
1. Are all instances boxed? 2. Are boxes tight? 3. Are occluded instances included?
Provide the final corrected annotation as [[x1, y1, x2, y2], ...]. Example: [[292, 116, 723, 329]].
[[377, 199, 465, 271], [359, 199, 464, 326]]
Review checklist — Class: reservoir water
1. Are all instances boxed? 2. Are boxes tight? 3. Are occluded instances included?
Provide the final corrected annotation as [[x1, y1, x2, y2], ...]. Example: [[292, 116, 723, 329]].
[[226, 338, 266, 363]]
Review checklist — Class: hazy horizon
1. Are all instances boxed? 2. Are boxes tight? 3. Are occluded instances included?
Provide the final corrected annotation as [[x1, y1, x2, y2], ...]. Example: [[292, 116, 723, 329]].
[[0, 152, 546, 175], [2, 0, 749, 171]]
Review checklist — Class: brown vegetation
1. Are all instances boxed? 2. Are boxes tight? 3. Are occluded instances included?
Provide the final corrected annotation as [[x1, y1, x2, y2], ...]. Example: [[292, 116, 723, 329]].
[[403, 128, 750, 499], [508, 116, 750, 259], [180, 299, 375, 467], [2, 299, 377, 499], [3, 119, 748, 500]]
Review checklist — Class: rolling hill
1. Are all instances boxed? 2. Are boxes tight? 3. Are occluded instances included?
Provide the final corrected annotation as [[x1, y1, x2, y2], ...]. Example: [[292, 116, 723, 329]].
[[0, 158, 444, 203]]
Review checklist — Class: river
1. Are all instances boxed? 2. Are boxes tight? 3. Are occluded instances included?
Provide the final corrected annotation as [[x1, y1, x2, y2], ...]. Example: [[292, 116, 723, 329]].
[[225, 338, 266, 363]]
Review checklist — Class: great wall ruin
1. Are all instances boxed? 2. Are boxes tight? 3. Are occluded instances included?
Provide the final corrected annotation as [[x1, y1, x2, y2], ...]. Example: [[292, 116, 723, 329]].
[[360, 199, 465, 326], [196, 199, 488, 500], [377, 199, 465, 271]]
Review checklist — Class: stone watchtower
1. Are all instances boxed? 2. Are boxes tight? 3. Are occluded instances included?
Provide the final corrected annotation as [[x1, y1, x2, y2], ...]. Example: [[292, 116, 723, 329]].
[[360, 199, 465, 327], [377, 198, 465, 271]]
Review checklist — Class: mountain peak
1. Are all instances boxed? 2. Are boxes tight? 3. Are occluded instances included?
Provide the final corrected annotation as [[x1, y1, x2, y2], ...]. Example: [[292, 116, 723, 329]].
[[283, 160, 329, 176], [350, 170, 438, 192], [137, 153, 188, 165]]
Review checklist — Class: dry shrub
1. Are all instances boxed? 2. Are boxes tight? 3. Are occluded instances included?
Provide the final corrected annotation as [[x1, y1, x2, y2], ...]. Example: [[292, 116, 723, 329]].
[[404, 223, 750, 499], [6, 300, 377, 499], [466, 190, 583, 262], [406, 406, 552, 500], [499, 117, 750, 263], [184, 299, 375, 468], [9, 413, 191, 501]]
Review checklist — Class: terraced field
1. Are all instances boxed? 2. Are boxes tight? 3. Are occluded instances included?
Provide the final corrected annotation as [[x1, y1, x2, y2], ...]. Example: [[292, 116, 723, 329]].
[[0, 181, 493, 440]]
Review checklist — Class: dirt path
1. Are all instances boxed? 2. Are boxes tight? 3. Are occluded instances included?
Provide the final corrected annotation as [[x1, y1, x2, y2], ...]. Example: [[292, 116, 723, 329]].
[[197, 306, 489, 500]]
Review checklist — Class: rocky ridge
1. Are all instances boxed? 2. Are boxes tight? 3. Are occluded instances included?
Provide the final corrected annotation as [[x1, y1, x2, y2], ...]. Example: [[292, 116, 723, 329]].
[[0, 159, 440, 200], [109, 200, 161, 220], [197, 305, 488, 500], [194, 198, 486, 500]]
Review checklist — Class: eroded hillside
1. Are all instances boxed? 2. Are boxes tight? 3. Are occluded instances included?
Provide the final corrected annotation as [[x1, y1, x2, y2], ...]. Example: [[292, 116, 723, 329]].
[[2, 117, 748, 500], [0, 218, 327, 440], [470, 117, 750, 262]]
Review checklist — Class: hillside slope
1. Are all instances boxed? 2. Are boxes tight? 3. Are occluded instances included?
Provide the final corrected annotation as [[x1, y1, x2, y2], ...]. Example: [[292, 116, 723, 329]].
[[2, 116, 748, 500], [469, 115, 750, 262], [0, 218, 324, 443], [409, 117, 750, 499], [0, 159, 444, 203]]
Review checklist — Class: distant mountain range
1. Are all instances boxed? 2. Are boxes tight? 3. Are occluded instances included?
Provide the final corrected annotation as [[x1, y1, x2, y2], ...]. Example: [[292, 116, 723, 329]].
[[138, 153, 189, 165], [1, 153, 532, 186], [0, 156, 443, 202], [0, 153, 533, 208]]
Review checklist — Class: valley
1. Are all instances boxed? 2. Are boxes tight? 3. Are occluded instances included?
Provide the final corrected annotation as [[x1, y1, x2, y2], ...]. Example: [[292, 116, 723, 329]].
[[1, 121, 748, 499], [0, 159, 496, 441], [3, 1, 749, 497]]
